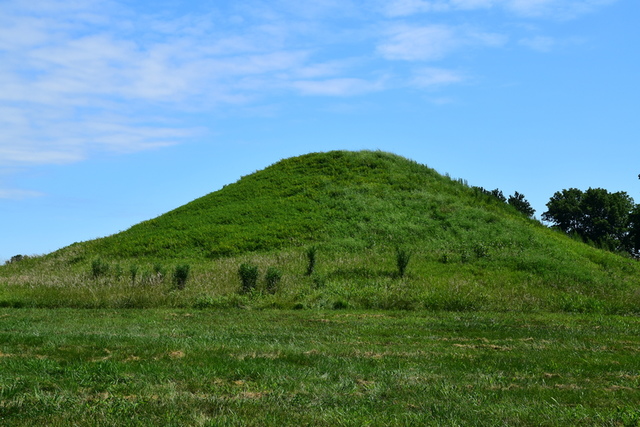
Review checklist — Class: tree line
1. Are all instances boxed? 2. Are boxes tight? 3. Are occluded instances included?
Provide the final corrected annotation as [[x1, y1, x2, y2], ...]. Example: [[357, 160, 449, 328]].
[[477, 177, 640, 258]]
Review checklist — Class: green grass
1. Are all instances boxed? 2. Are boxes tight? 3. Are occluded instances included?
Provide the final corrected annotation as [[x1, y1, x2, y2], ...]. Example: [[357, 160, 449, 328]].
[[1, 308, 639, 426], [2, 150, 639, 424], [1, 246, 639, 314], [0, 151, 640, 314], [1, 150, 639, 313]]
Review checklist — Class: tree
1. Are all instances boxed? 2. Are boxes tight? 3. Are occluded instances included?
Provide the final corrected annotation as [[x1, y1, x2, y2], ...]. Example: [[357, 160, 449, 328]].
[[581, 188, 634, 249], [490, 189, 506, 203], [542, 187, 635, 251], [628, 205, 640, 257], [541, 188, 584, 234], [508, 191, 535, 218]]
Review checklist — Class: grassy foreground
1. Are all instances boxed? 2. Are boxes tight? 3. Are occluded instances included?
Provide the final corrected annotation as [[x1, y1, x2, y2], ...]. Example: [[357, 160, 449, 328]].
[[1, 308, 639, 426]]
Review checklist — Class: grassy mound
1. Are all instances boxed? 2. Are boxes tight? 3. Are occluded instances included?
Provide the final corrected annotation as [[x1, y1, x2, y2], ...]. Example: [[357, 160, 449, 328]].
[[2, 150, 639, 312]]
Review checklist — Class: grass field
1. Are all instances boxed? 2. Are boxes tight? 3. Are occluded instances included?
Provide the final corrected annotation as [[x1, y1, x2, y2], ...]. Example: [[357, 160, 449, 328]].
[[1, 308, 639, 426], [2, 151, 639, 425]]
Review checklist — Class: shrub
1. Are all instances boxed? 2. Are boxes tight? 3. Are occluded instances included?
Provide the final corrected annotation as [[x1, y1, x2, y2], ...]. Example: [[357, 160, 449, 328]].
[[239, 263, 259, 294], [7, 254, 28, 265], [333, 300, 349, 310], [395, 248, 412, 278], [172, 264, 190, 290], [91, 258, 109, 279], [265, 267, 282, 294], [129, 264, 139, 285], [153, 263, 166, 279], [306, 246, 317, 276]]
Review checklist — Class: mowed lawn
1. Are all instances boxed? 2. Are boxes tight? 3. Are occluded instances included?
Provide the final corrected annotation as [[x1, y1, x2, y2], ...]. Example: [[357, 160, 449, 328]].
[[1, 309, 639, 426]]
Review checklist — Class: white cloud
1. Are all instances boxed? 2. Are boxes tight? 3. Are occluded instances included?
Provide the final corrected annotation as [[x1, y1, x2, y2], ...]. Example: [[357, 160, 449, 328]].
[[382, 0, 442, 16], [519, 35, 556, 51], [0, 0, 339, 167], [291, 78, 385, 96], [377, 24, 506, 61], [378, 25, 460, 61], [411, 67, 466, 87], [381, 0, 618, 18], [0, 0, 618, 172], [0, 189, 44, 200]]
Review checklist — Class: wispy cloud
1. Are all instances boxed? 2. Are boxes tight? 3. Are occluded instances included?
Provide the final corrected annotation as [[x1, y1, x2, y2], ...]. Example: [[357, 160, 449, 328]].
[[519, 35, 556, 51], [377, 25, 460, 61], [377, 24, 506, 61], [507, 0, 617, 18], [0, 188, 44, 200], [381, 0, 618, 18], [0, 1, 305, 166], [291, 78, 385, 96], [411, 67, 466, 87], [0, 0, 619, 171]]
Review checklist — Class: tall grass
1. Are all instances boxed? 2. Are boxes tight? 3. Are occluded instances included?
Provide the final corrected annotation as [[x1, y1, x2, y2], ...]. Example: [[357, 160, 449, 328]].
[[172, 264, 190, 290], [129, 264, 138, 285], [238, 263, 259, 294], [265, 267, 282, 294], [1, 246, 638, 313], [91, 258, 109, 279]]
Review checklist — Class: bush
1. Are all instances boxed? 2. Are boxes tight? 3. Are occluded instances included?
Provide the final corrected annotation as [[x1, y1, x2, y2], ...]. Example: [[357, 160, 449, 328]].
[[129, 264, 139, 285], [6, 254, 28, 265], [153, 263, 166, 279], [395, 248, 412, 278], [91, 258, 109, 279], [172, 264, 190, 290], [265, 267, 282, 294], [239, 263, 259, 294], [306, 246, 317, 276], [333, 300, 349, 310]]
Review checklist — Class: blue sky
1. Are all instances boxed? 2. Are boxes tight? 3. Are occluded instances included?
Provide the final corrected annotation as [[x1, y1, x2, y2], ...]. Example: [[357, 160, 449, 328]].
[[1, 0, 639, 262]]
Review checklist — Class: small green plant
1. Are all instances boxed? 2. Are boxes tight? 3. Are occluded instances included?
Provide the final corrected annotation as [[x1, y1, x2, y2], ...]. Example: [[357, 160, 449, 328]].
[[172, 264, 190, 290], [265, 267, 282, 294], [113, 264, 124, 280], [305, 246, 317, 276], [312, 274, 326, 289], [238, 263, 259, 294], [153, 263, 165, 279], [333, 300, 349, 310], [395, 248, 412, 278], [91, 258, 109, 279], [129, 264, 139, 285]]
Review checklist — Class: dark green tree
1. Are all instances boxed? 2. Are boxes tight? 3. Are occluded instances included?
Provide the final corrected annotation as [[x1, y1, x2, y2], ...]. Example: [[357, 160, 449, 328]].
[[542, 187, 635, 251], [541, 188, 584, 234], [508, 191, 535, 218], [490, 189, 506, 203], [581, 188, 634, 249], [628, 204, 640, 257]]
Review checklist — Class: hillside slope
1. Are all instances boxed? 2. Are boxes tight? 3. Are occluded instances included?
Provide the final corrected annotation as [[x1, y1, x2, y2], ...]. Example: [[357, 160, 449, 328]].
[[2, 150, 639, 312], [59, 150, 544, 259]]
